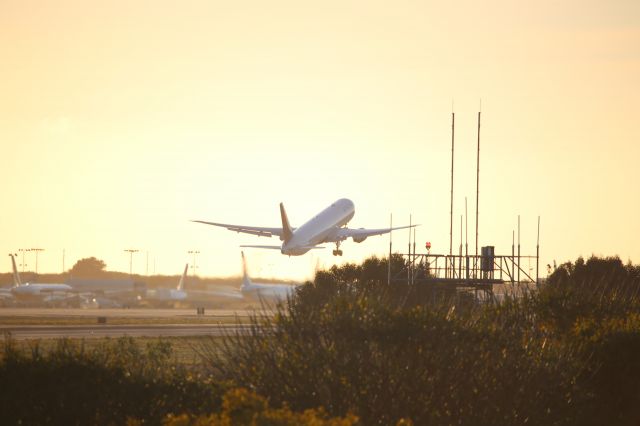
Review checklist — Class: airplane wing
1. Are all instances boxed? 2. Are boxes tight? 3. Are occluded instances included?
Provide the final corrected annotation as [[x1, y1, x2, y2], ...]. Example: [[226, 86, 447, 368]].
[[336, 224, 418, 240], [192, 220, 292, 238]]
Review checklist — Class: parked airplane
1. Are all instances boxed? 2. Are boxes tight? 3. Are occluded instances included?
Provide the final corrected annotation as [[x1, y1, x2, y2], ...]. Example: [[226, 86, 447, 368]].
[[8, 253, 72, 298], [193, 198, 416, 256], [146, 264, 189, 302], [240, 252, 298, 300], [145, 263, 242, 305], [0, 287, 14, 305]]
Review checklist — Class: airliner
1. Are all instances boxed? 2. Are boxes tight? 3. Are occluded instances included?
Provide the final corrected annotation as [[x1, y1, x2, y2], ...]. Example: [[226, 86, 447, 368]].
[[146, 264, 189, 302], [8, 253, 72, 298], [240, 251, 298, 300], [145, 264, 189, 304], [145, 263, 242, 304], [193, 198, 415, 256]]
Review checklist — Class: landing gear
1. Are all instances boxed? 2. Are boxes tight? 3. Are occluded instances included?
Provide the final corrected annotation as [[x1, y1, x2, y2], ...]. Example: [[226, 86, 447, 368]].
[[332, 242, 343, 256]]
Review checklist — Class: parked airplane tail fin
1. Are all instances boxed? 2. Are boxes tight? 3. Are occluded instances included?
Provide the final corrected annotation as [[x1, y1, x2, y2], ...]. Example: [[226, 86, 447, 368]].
[[279, 202, 294, 243], [241, 252, 252, 290], [9, 254, 22, 287], [177, 263, 188, 291]]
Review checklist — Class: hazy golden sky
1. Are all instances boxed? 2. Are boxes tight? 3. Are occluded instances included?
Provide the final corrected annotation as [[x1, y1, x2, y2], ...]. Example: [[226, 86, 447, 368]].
[[1, 0, 639, 280]]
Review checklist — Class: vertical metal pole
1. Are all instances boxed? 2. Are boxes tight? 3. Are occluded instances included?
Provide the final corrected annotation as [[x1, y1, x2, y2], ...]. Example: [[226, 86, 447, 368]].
[[465, 197, 469, 279], [517, 215, 521, 283], [536, 216, 540, 287], [388, 213, 392, 285], [412, 227, 416, 285], [475, 110, 481, 259], [124, 249, 139, 275], [511, 230, 515, 284], [31, 248, 44, 274], [459, 215, 463, 279], [187, 250, 200, 276], [408, 215, 412, 284], [450, 112, 455, 258]]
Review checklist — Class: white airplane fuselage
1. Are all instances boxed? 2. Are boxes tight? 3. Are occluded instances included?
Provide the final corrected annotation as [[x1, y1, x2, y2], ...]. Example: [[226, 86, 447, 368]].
[[282, 198, 355, 256], [8, 254, 72, 300], [241, 252, 298, 300], [241, 283, 296, 300], [12, 284, 73, 296]]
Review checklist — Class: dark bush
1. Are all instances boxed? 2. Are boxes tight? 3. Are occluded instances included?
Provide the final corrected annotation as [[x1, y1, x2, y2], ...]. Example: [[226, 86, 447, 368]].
[[0, 337, 224, 425], [201, 255, 640, 425]]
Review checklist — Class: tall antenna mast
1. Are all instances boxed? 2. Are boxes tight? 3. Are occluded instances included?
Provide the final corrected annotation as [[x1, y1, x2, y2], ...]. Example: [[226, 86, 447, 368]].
[[465, 197, 468, 256], [388, 213, 392, 285], [449, 110, 455, 257], [518, 215, 521, 283], [465, 196, 469, 279], [459, 214, 463, 278], [475, 106, 481, 257], [536, 216, 540, 287], [412, 226, 416, 285], [512, 230, 515, 284], [408, 214, 412, 285]]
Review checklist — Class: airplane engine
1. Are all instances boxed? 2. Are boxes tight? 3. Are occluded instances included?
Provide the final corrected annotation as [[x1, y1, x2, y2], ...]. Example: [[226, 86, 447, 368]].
[[352, 235, 367, 243]]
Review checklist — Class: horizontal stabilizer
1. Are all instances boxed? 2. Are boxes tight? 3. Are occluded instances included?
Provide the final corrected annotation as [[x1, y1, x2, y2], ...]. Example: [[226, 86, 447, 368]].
[[240, 245, 325, 250], [240, 245, 282, 250]]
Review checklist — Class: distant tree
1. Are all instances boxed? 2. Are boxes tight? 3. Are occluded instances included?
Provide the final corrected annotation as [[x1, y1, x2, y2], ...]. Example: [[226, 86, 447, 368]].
[[70, 257, 107, 277], [547, 255, 638, 289]]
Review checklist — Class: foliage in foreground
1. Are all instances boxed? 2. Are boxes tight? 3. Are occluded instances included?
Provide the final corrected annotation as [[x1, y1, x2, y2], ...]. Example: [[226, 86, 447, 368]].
[[0, 337, 356, 425], [0, 337, 224, 425], [3, 255, 640, 425], [201, 255, 640, 426], [161, 388, 358, 426]]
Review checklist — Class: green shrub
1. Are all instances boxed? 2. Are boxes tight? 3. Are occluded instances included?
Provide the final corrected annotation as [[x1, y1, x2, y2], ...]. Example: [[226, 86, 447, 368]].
[[203, 297, 578, 424], [162, 388, 359, 425], [0, 337, 224, 425], [201, 255, 640, 425]]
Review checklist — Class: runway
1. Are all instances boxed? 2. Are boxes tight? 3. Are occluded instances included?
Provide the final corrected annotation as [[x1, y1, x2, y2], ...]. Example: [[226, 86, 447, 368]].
[[0, 308, 253, 318], [0, 307, 261, 339], [1, 323, 252, 340]]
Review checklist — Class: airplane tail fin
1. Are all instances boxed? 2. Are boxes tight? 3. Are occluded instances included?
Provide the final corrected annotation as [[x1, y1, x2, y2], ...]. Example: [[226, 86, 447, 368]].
[[9, 254, 22, 287], [241, 252, 252, 290], [279, 202, 294, 243], [177, 263, 188, 291]]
